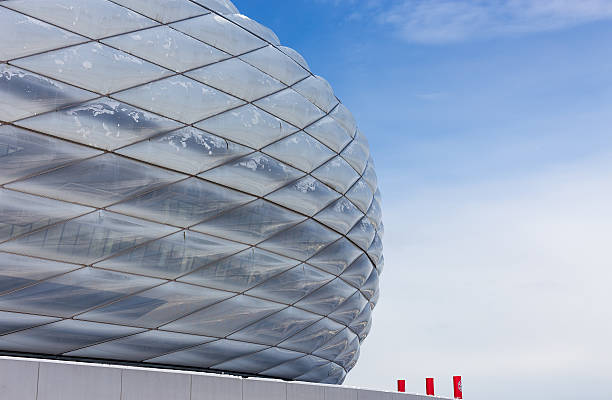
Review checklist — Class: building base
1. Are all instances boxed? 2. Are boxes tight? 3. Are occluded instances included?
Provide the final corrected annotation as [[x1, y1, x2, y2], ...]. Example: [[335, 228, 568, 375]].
[[0, 356, 448, 400]]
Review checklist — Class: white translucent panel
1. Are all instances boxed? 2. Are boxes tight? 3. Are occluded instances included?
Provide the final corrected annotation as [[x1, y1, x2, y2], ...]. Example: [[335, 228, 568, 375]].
[[362, 159, 378, 192], [258, 219, 340, 262], [199, 152, 304, 197], [376, 254, 385, 275], [0, 252, 80, 295], [96, 230, 249, 279], [349, 302, 372, 340], [195, 105, 297, 149], [192, 199, 305, 245], [111, 0, 208, 24], [16, 98, 183, 151], [0, 319, 143, 355], [314, 197, 364, 235], [0, 267, 162, 317], [254, 89, 325, 129], [171, 14, 264, 55], [294, 278, 357, 316], [7, 153, 185, 208], [0, 139, 81, 192], [118, 126, 252, 175], [0, 189, 93, 242], [366, 195, 383, 230], [0, 211, 178, 265], [293, 76, 338, 113], [103, 26, 229, 72], [330, 331, 359, 369], [345, 345, 360, 372], [3, 0, 157, 39], [341, 135, 369, 175], [370, 288, 380, 310], [330, 103, 357, 138], [360, 268, 379, 300], [77, 281, 234, 328], [296, 362, 345, 384], [0, 8, 87, 61], [148, 339, 267, 368], [193, 0, 239, 15], [67, 330, 213, 361], [279, 317, 344, 354], [0, 310, 59, 335], [307, 238, 363, 276], [313, 328, 356, 362], [345, 179, 374, 214], [240, 45, 309, 86], [378, 220, 385, 239], [161, 295, 284, 337], [225, 14, 280, 45], [367, 233, 383, 267], [262, 132, 335, 173], [187, 58, 285, 102], [13, 43, 171, 95], [109, 178, 255, 228], [328, 291, 368, 326], [347, 216, 376, 251], [213, 347, 303, 374], [266, 176, 340, 217], [179, 247, 299, 292], [246, 264, 334, 304], [113, 76, 244, 124], [311, 156, 360, 194], [304, 116, 352, 153], [0, 65, 97, 122], [278, 46, 310, 71], [340, 254, 373, 289], [261, 355, 328, 380], [229, 307, 320, 346]]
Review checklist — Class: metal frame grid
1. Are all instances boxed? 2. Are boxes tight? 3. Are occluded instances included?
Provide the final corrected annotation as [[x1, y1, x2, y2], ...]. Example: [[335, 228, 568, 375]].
[[0, 0, 383, 385]]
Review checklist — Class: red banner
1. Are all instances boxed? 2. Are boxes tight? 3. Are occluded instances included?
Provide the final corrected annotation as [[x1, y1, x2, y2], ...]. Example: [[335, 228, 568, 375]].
[[397, 380, 405, 393], [425, 378, 434, 396], [453, 376, 463, 399]]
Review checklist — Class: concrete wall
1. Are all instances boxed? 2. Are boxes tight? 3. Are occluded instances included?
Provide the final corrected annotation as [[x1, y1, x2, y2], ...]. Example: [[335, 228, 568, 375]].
[[0, 356, 449, 400]]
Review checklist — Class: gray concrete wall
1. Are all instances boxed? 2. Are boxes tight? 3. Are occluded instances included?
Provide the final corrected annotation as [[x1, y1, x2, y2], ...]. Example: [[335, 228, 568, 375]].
[[0, 356, 449, 400]]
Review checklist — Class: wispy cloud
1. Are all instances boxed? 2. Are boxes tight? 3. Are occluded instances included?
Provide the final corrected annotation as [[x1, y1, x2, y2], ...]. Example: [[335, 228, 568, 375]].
[[323, 0, 612, 43]]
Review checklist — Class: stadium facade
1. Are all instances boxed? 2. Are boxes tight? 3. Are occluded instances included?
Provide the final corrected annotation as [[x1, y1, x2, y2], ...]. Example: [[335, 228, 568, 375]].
[[0, 0, 383, 385]]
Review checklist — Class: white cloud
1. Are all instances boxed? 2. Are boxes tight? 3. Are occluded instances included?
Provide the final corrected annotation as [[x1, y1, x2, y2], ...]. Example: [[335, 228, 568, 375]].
[[325, 0, 612, 43]]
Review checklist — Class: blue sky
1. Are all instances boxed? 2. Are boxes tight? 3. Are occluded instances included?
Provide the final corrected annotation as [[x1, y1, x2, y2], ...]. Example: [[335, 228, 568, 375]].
[[236, 1, 612, 399]]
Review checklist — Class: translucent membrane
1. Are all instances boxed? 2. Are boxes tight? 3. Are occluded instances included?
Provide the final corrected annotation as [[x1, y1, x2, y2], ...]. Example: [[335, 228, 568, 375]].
[[7, 153, 185, 208], [240, 45, 309, 86], [77, 281, 234, 328], [0, 65, 97, 122], [266, 176, 340, 217], [13, 43, 171, 95], [103, 26, 229, 73], [0, 267, 162, 317], [192, 199, 306, 245], [66, 330, 213, 361], [113, 75, 244, 124], [187, 58, 285, 102], [96, 230, 249, 279], [117, 126, 252, 175], [17, 97, 183, 151], [195, 104, 297, 149], [0, 211, 178, 265], [2, 0, 158, 39], [171, 14, 264, 55], [0, 7, 87, 61], [161, 294, 284, 337], [110, 0, 209, 24]]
